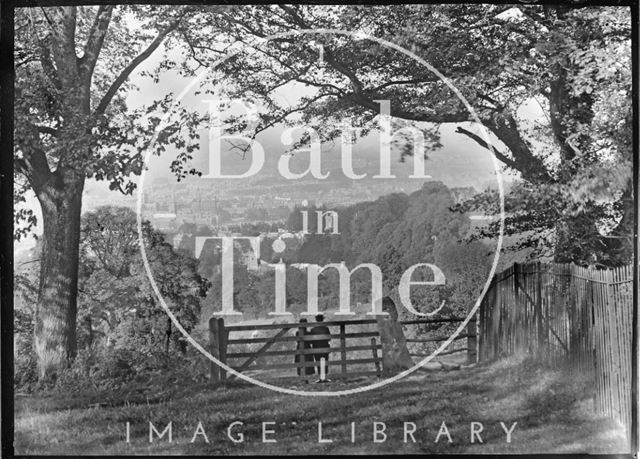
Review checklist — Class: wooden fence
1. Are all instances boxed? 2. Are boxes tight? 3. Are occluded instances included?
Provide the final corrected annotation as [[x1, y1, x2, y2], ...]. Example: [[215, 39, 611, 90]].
[[478, 262, 634, 444], [209, 316, 476, 383]]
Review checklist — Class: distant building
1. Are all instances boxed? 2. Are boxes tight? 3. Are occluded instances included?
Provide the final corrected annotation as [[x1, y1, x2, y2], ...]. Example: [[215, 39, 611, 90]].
[[151, 212, 177, 232]]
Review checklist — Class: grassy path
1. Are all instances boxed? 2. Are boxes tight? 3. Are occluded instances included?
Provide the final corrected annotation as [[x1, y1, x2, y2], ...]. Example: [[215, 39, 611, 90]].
[[15, 357, 628, 455]]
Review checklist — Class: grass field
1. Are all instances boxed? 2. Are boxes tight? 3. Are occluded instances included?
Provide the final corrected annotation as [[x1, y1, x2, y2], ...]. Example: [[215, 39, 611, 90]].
[[14, 356, 629, 455]]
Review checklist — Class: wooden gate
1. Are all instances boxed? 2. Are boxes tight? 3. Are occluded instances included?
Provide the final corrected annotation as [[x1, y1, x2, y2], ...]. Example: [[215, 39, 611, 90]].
[[209, 316, 477, 383]]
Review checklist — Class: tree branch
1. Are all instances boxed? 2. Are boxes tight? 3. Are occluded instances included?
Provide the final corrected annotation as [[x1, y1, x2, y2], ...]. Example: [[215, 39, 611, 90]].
[[476, 92, 504, 111], [371, 78, 436, 92], [229, 91, 341, 158], [221, 5, 553, 183], [180, 28, 207, 69], [57, 7, 78, 70], [94, 14, 185, 116], [36, 125, 59, 137], [455, 126, 520, 171], [15, 122, 55, 191], [485, 112, 554, 182], [79, 5, 114, 82], [17, 148, 53, 193], [14, 158, 30, 178]]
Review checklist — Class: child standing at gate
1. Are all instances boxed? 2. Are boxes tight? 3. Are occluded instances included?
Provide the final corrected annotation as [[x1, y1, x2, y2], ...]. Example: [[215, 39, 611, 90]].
[[294, 318, 315, 382], [309, 314, 331, 382]]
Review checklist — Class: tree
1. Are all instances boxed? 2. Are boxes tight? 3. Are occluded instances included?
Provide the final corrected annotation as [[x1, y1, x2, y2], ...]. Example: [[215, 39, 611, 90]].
[[451, 6, 633, 265], [285, 181, 490, 313], [195, 5, 632, 266], [14, 5, 225, 377], [79, 206, 207, 355]]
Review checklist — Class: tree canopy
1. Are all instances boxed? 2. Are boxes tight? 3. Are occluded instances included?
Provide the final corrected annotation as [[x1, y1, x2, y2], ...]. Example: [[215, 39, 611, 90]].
[[78, 206, 208, 352], [190, 5, 632, 266]]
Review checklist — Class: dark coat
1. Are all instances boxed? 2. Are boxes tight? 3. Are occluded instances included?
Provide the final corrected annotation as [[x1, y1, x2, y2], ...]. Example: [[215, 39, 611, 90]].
[[294, 328, 314, 375], [309, 325, 331, 349]]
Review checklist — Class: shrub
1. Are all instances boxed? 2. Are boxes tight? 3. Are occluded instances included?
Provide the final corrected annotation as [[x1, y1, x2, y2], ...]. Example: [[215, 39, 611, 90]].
[[14, 334, 38, 392]]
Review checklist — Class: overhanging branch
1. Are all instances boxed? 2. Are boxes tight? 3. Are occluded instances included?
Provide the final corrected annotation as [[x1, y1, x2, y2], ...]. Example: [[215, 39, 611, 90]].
[[79, 5, 114, 82], [94, 14, 185, 116], [36, 125, 59, 137], [455, 126, 520, 171]]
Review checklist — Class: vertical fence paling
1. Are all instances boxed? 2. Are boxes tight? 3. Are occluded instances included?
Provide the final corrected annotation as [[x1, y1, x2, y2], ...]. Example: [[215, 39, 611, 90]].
[[340, 323, 347, 376], [371, 337, 381, 376], [478, 261, 633, 444]]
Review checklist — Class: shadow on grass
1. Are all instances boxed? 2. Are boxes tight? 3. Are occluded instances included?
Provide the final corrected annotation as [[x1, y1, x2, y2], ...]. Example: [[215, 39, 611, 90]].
[[15, 355, 627, 455]]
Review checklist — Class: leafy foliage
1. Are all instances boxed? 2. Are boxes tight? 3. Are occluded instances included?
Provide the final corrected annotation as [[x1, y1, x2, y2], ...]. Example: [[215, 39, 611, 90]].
[[78, 206, 208, 353], [13, 207, 209, 392], [187, 5, 632, 266], [205, 182, 491, 320]]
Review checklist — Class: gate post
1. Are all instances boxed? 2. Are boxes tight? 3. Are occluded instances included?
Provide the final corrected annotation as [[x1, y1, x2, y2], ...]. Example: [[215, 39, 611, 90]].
[[217, 318, 228, 382], [209, 317, 221, 384], [375, 297, 413, 376]]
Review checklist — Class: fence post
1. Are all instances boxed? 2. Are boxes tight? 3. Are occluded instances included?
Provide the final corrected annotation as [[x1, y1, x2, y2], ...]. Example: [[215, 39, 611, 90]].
[[513, 263, 520, 355], [477, 295, 484, 362], [467, 313, 477, 364], [568, 264, 579, 366], [536, 261, 545, 355], [371, 337, 381, 376], [479, 276, 496, 361], [209, 317, 221, 384], [218, 317, 228, 382], [340, 323, 347, 376]]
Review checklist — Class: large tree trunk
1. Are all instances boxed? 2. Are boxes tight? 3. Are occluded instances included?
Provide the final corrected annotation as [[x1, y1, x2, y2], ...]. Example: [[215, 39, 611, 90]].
[[34, 174, 85, 379]]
